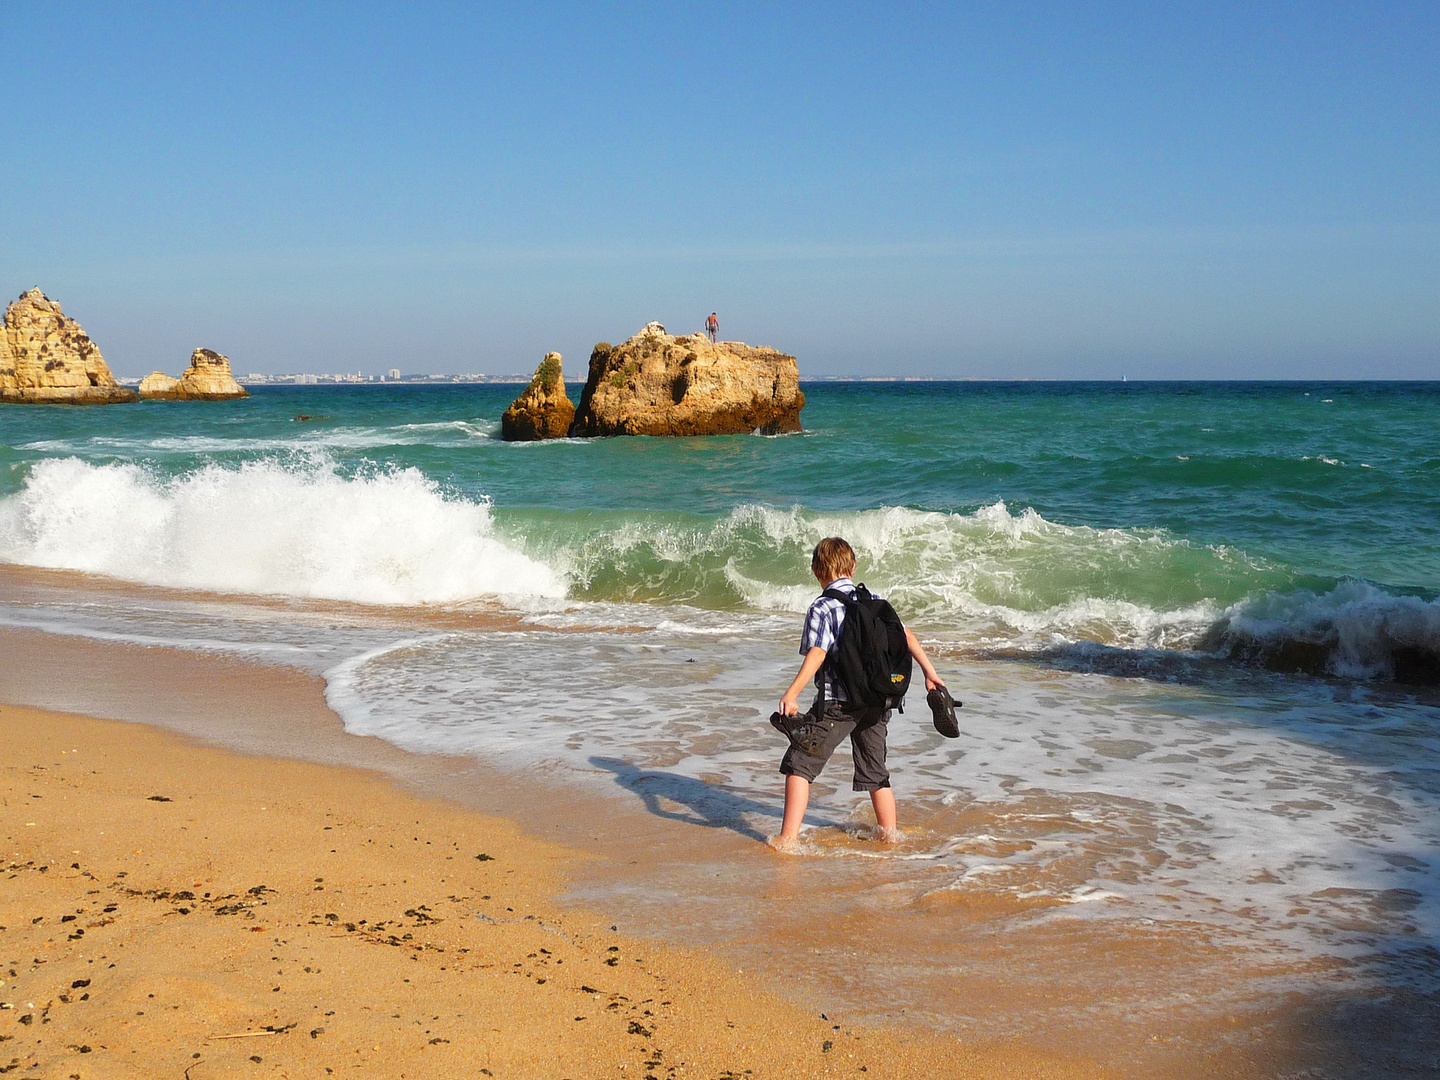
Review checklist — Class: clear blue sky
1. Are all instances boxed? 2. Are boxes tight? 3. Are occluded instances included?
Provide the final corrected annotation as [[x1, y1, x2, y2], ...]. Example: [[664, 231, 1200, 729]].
[[2, 2, 1436, 378]]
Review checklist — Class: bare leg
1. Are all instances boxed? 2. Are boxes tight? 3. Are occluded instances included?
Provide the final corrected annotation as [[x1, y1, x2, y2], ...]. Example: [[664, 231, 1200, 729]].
[[778, 774, 810, 842], [870, 786, 897, 839]]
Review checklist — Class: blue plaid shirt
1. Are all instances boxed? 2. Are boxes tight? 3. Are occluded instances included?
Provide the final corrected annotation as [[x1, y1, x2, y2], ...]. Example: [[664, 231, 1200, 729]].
[[799, 577, 885, 702]]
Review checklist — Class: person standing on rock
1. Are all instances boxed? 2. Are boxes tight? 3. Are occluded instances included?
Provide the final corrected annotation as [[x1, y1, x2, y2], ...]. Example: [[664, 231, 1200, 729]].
[[706, 312, 719, 343]]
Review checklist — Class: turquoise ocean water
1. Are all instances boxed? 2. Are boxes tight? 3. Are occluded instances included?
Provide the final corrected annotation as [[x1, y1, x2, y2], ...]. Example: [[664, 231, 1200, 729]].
[[2, 381, 1437, 674], [2, 381, 1439, 1062]]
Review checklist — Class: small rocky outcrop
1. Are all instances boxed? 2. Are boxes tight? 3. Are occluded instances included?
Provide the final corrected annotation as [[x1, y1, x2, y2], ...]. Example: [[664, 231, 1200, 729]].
[[0, 288, 137, 404], [500, 352, 574, 440], [140, 348, 248, 400], [138, 371, 179, 397], [571, 322, 804, 437]]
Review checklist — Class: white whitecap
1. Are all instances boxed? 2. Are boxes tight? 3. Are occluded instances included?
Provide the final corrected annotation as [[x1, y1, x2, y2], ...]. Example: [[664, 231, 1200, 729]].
[[0, 456, 565, 605]]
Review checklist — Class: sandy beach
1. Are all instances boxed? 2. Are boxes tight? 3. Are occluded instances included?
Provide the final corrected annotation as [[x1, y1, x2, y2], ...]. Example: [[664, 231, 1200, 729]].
[[0, 695, 1114, 1080]]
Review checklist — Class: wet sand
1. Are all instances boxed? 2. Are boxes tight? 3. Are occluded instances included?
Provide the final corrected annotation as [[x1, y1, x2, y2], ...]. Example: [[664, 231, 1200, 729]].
[[0, 700, 1107, 1080]]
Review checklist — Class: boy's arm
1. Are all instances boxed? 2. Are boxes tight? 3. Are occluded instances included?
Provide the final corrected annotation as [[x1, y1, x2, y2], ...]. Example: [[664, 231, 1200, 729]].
[[779, 647, 828, 716], [905, 627, 945, 691]]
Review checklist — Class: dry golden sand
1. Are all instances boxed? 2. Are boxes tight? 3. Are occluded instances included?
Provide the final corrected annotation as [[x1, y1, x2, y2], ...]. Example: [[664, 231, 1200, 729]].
[[0, 704, 1111, 1080]]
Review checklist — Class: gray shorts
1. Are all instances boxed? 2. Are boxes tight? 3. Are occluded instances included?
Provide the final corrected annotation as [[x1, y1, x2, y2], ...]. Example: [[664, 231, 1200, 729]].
[[779, 697, 891, 792]]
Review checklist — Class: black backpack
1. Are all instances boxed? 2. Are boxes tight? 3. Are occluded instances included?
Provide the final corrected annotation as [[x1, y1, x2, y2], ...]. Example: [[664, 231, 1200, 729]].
[[821, 584, 913, 711]]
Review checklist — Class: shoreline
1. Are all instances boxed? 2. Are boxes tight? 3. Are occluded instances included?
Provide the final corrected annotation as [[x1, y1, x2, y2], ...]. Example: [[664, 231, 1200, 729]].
[[2, 570, 1436, 1078], [0, 699, 1103, 1079]]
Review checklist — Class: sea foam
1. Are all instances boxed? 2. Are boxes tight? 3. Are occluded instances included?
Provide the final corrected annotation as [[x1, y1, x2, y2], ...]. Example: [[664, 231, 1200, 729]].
[[1211, 579, 1440, 682], [3, 457, 1435, 680], [0, 456, 564, 605]]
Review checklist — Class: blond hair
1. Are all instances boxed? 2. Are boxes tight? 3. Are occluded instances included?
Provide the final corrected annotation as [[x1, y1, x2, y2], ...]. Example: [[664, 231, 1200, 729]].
[[811, 537, 857, 582]]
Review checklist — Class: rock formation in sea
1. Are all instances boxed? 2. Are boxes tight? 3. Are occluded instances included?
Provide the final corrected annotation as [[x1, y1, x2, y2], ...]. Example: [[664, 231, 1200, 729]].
[[139, 348, 249, 400], [571, 322, 804, 437], [138, 371, 179, 397], [0, 288, 138, 404], [500, 352, 575, 440]]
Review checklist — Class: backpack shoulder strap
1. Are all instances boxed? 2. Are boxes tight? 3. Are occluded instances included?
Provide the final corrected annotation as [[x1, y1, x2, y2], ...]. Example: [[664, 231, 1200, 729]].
[[821, 587, 856, 605]]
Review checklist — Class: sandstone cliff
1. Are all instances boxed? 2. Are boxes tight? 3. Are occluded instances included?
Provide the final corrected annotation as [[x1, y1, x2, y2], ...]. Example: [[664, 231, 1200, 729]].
[[571, 322, 803, 437], [140, 348, 248, 400], [0, 288, 137, 404], [501, 352, 574, 440]]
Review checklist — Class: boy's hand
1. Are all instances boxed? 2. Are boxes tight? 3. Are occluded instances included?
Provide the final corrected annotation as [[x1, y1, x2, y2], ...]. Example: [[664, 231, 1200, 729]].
[[925, 674, 945, 692], [778, 693, 801, 717]]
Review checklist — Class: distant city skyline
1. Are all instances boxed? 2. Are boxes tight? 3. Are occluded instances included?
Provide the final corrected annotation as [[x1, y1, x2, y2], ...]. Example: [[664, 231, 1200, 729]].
[[2, 3, 1436, 380]]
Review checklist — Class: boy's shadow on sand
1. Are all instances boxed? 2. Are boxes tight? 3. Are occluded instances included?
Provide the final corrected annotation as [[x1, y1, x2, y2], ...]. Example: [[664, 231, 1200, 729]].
[[589, 756, 786, 843]]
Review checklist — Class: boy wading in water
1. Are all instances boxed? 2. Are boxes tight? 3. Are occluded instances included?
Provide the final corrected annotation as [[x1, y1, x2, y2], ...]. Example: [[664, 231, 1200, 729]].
[[774, 537, 945, 847]]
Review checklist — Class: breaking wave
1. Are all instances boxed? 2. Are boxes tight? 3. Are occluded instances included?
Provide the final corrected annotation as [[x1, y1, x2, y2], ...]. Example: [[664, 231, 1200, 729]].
[[0, 456, 564, 605], [500, 500, 1292, 641], [1, 459, 1434, 680], [1208, 579, 1440, 683], [499, 501, 1439, 682]]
